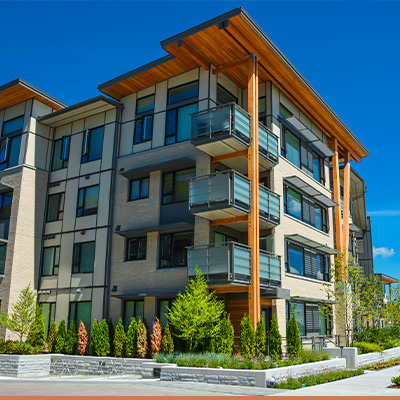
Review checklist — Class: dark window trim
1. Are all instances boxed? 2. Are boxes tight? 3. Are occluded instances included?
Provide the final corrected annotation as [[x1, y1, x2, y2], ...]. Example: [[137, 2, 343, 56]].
[[123, 299, 144, 329], [126, 237, 147, 261], [159, 230, 194, 269], [134, 115, 153, 145], [216, 83, 238, 105], [76, 185, 99, 217], [129, 177, 149, 201], [41, 246, 60, 276], [81, 125, 104, 164], [2, 115, 24, 136], [72, 241, 96, 274], [167, 80, 199, 106], [162, 168, 195, 205], [136, 93, 155, 115], [46, 192, 64, 222]]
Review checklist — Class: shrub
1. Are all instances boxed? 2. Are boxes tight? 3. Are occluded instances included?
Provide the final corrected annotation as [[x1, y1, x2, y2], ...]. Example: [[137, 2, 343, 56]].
[[78, 321, 88, 356], [155, 352, 178, 364], [161, 322, 174, 354], [286, 314, 301, 358], [391, 375, 400, 386], [47, 319, 57, 353], [125, 318, 138, 358], [254, 318, 266, 357], [0, 340, 40, 354], [151, 317, 162, 357], [108, 318, 115, 356], [364, 357, 400, 371], [65, 320, 78, 355], [240, 314, 255, 357], [137, 318, 148, 358], [269, 314, 282, 358], [54, 319, 66, 354], [90, 319, 100, 356], [93, 319, 110, 356], [211, 314, 234, 355], [27, 303, 46, 351], [352, 341, 383, 354], [113, 318, 126, 357], [298, 349, 330, 363]]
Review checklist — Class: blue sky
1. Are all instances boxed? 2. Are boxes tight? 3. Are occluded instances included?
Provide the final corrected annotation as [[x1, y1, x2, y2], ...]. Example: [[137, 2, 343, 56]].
[[2, 1, 399, 278]]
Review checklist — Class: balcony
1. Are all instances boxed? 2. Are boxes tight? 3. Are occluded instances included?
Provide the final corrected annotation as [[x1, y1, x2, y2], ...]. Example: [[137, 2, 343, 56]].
[[187, 242, 281, 288], [259, 185, 280, 229], [191, 103, 279, 173]]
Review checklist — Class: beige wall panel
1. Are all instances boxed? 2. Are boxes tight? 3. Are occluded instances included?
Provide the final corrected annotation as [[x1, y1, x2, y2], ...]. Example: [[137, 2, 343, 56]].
[[63, 179, 79, 232], [84, 114, 105, 131], [119, 121, 134, 157], [75, 215, 97, 231], [49, 169, 67, 183], [32, 99, 52, 119], [101, 124, 115, 170], [79, 173, 100, 187], [168, 68, 199, 89], [18, 133, 28, 165], [105, 109, 117, 125], [43, 234, 61, 247], [25, 133, 49, 170], [93, 228, 107, 286], [48, 181, 66, 194], [38, 292, 57, 303], [91, 288, 105, 323], [152, 112, 165, 148], [55, 290, 70, 324], [132, 140, 152, 154], [108, 297, 122, 325], [137, 86, 155, 99], [72, 120, 84, 135], [80, 160, 101, 176], [155, 81, 167, 113], [55, 124, 72, 138], [121, 93, 137, 123], [67, 133, 83, 178], [31, 119, 51, 138], [40, 276, 58, 290], [70, 287, 91, 302], [70, 274, 93, 288], [4, 102, 26, 122], [209, 66, 218, 105], [44, 221, 63, 236], [58, 233, 74, 288], [199, 67, 209, 100], [198, 99, 208, 112], [144, 296, 156, 327], [74, 229, 96, 243], [97, 171, 111, 227]]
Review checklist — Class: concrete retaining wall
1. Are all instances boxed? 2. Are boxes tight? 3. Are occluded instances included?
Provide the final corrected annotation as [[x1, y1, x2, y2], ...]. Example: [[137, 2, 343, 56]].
[[0, 354, 51, 377], [357, 346, 400, 368]]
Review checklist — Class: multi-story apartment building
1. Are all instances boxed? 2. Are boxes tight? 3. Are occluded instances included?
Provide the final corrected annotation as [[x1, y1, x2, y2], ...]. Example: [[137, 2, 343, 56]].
[[0, 8, 370, 340]]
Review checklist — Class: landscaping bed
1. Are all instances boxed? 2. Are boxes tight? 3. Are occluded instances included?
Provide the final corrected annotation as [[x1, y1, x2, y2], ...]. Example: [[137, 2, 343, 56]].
[[364, 356, 400, 371]]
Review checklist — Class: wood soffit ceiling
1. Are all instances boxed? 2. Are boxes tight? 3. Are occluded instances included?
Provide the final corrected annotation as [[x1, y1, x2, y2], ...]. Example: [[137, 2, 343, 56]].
[[99, 10, 368, 161]]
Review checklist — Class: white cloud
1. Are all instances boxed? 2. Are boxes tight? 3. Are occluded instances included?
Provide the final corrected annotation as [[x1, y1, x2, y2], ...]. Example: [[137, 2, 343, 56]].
[[369, 210, 400, 217], [373, 247, 396, 258]]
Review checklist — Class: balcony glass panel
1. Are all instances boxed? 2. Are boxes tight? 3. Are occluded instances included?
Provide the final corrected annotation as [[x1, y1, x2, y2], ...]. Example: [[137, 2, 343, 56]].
[[260, 251, 281, 283], [258, 123, 279, 161], [259, 186, 280, 222]]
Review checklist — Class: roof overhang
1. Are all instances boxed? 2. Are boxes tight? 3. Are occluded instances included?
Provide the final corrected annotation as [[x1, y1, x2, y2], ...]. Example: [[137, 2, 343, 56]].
[[376, 273, 397, 284], [38, 96, 122, 128], [291, 296, 335, 304], [285, 234, 338, 255], [116, 222, 194, 239], [284, 176, 337, 208], [111, 287, 186, 300], [0, 79, 66, 111]]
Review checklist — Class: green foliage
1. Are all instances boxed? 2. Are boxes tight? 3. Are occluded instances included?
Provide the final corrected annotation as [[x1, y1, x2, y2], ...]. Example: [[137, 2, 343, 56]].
[[93, 319, 110, 356], [108, 318, 115, 356], [354, 326, 400, 349], [160, 322, 174, 354], [364, 356, 400, 370], [211, 314, 234, 355], [65, 320, 78, 355], [254, 318, 266, 357], [47, 319, 57, 353], [286, 313, 301, 358], [125, 318, 138, 358], [154, 352, 179, 364], [240, 314, 255, 357], [27, 303, 46, 351], [113, 318, 126, 357], [167, 267, 225, 352], [137, 318, 148, 358], [352, 341, 383, 354], [361, 274, 386, 327], [0, 284, 36, 342], [0, 340, 40, 354], [274, 368, 364, 389], [391, 375, 400, 386], [54, 319, 66, 354], [269, 314, 282, 358], [90, 319, 100, 356], [298, 349, 330, 363]]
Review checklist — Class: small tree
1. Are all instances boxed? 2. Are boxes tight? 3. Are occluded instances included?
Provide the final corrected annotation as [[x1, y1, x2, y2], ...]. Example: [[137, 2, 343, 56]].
[[137, 318, 148, 358], [286, 313, 301, 358], [65, 320, 78, 355], [125, 318, 138, 358], [27, 303, 46, 351], [211, 313, 234, 354], [108, 318, 115, 356], [167, 267, 225, 352], [240, 314, 255, 357], [151, 317, 162, 356], [93, 319, 110, 356], [254, 318, 266, 357], [160, 322, 174, 354], [90, 319, 100, 356], [47, 319, 57, 353], [78, 321, 88, 356], [54, 319, 66, 354], [362, 274, 386, 327], [268, 314, 282, 358], [113, 318, 126, 357], [0, 284, 36, 341]]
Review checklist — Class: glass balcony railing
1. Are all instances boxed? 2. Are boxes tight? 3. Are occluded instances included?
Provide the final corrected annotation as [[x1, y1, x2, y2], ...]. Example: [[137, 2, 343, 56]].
[[259, 186, 280, 225], [258, 123, 279, 164], [188, 242, 281, 287]]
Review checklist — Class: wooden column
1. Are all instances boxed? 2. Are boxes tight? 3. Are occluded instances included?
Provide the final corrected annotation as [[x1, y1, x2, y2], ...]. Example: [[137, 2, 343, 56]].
[[331, 138, 343, 253], [247, 55, 260, 328], [342, 150, 351, 265]]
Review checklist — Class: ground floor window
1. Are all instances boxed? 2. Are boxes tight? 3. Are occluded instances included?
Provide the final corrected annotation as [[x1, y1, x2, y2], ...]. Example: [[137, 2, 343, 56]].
[[41, 303, 56, 336], [69, 301, 92, 332], [124, 300, 144, 330]]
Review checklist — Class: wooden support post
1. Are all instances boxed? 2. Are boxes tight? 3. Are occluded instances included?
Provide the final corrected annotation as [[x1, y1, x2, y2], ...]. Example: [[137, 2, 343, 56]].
[[247, 55, 260, 329], [342, 150, 351, 267]]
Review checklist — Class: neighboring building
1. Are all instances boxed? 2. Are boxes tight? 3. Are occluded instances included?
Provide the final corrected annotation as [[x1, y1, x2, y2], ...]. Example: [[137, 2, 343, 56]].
[[0, 8, 371, 340]]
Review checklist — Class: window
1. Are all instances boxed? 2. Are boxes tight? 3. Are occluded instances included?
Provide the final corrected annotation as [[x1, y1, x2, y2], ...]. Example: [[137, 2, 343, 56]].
[[314, 204, 328, 232], [285, 130, 300, 167], [259, 96, 267, 125], [52, 137, 70, 171], [41, 303, 56, 335], [0, 192, 12, 220], [284, 186, 302, 220], [69, 301, 92, 332], [82, 126, 104, 163], [165, 103, 198, 144], [2, 116, 23, 135], [126, 237, 146, 261], [124, 300, 144, 330], [217, 84, 238, 105], [42, 246, 60, 276], [260, 235, 274, 253], [286, 243, 304, 275], [158, 299, 174, 329], [159, 231, 194, 268], [129, 177, 149, 201], [0, 135, 21, 170], [137, 94, 155, 114], [168, 81, 198, 105], [0, 244, 6, 274], [46, 193, 64, 222], [134, 116, 153, 144], [72, 242, 95, 274], [77, 185, 99, 217], [162, 168, 195, 204], [313, 152, 321, 182], [214, 232, 237, 245]]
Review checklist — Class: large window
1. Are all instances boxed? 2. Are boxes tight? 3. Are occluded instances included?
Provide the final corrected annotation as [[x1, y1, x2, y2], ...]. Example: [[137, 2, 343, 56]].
[[159, 231, 194, 268], [217, 84, 238, 105], [286, 243, 304, 275], [285, 187, 302, 220], [214, 232, 237, 245], [158, 299, 174, 329], [0, 192, 12, 220], [69, 301, 92, 332], [129, 177, 149, 201], [0, 135, 21, 170], [77, 185, 99, 217], [41, 303, 56, 336], [134, 94, 155, 145], [162, 168, 195, 204], [168, 81, 198, 105], [0, 244, 6, 274], [126, 237, 146, 261], [72, 242, 95, 274], [2, 116, 23, 135], [46, 193, 64, 222], [124, 300, 144, 330], [52, 137, 70, 171], [82, 126, 104, 163], [42, 246, 60, 276], [285, 130, 300, 168]]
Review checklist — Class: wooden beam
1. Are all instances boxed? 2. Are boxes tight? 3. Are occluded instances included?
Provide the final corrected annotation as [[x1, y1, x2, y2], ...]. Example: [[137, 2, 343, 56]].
[[213, 58, 249, 75], [211, 149, 248, 163], [212, 286, 249, 294], [210, 215, 248, 226], [178, 40, 210, 70], [342, 150, 351, 266]]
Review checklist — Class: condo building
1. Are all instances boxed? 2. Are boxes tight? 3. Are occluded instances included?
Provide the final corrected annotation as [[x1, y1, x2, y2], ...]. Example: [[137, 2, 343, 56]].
[[0, 8, 370, 341]]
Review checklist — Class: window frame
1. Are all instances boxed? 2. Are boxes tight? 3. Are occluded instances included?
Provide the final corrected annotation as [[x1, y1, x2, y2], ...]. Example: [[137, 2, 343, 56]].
[[167, 81, 199, 106], [123, 300, 144, 330], [126, 237, 147, 261], [72, 241, 96, 274], [165, 102, 198, 145], [129, 177, 149, 201], [81, 126, 104, 164], [2, 115, 24, 136], [162, 168, 196, 205], [216, 83, 238, 105], [52, 137, 70, 171], [76, 185, 99, 217], [69, 301, 92, 332], [0, 191, 12, 220], [46, 192, 64, 222], [159, 231, 194, 269], [41, 246, 60, 276], [40, 302, 56, 336]]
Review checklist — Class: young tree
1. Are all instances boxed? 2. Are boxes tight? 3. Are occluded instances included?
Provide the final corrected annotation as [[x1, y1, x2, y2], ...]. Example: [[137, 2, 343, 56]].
[[108, 318, 115, 356], [254, 318, 266, 357], [93, 319, 110, 356], [47, 319, 57, 353], [151, 317, 162, 356], [65, 320, 78, 355], [0, 284, 36, 341], [78, 321, 88, 356], [240, 314, 255, 357], [113, 318, 126, 357], [27, 303, 46, 351], [54, 319, 66, 354], [160, 322, 174, 354], [137, 318, 148, 358], [167, 267, 225, 352], [90, 319, 100, 356], [125, 318, 138, 358], [361, 274, 386, 327], [268, 314, 282, 358], [286, 313, 301, 358], [211, 314, 234, 355], [386, 280, 400, 326]]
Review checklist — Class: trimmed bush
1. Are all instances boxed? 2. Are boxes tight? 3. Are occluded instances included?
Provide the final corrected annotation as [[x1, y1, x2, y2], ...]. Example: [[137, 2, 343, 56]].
[[269, 313, 282, 358], [151, 317, 162, 356], [78, 321, 88, 356], [47, 319, 57, 353], [27, 303, 46, 351], [0, 340, 40, 354], [240, 314, 255, 357], [286, 314, 301, 358], [254, 318, 266, 357], [391, 375, 400, 386], [54, 319, 66, 354], [93, 319, 110, 356], [65, 320, 78, 355], [125, 318, 138, 358], [364, 356, 400, 370], [211, 314, 234, 355], [160, 322, 174, 354], [108, 318, 115, 356], [113, 318, 126, 357], [137, 318, 148, 358], [352, 341, 383, 354], [90, 319, 100, 356]]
